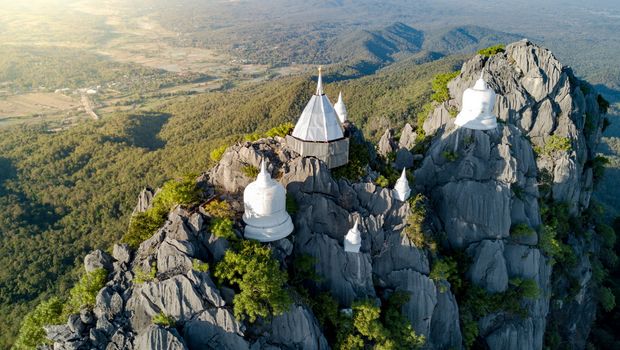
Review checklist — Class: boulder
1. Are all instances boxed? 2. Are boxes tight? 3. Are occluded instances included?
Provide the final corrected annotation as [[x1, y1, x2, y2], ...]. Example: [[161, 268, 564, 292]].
[[183, 308, 248, 350], [84, 250, 113, 273]]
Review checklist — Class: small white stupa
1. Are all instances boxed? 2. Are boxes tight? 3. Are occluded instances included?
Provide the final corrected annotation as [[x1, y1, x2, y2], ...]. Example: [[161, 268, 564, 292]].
[[334, 91, 348, 123], [242, 160, 294, 242], [454, 72, 498, 130], [344, 219, 362, 253], [393, 168, 411, 202]]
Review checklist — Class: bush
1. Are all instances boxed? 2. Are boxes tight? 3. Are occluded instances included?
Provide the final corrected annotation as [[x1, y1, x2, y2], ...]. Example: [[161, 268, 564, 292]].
[[375, 175, 389, 188], [478, 44, 505, 57], [336, 296, 425, 349], [264, 122, 294, 138], [509, 278, 540, 299], [536, 135, 572, 156], [591, 156, 609, 185], [431, 71, 460, 103], [209, 144, 228, 162], [442, 150, 458, 162], [511, 223, 536, 238], [122, 176, 201, 249], [210, 217, 236, 239], [241, 165, 260, 178], [123, 211, 165, 250], [332, 140, 370, 181], [64, 268, 108, 314], [152, 313, 175, 327], [430, 258, 459, 293], [13, 297, 64, 350], [204, 199, 234, 219], [192, 259, 209, 273], [598, 287, 616, 312], [403, 194, 437, 253], [133, 263, 157, 284], [214, 240, 292, 322], [538, 224, 564, 264]]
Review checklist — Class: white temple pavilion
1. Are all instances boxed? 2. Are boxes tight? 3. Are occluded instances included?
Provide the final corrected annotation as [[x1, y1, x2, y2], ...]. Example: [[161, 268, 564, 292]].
[[242, 160, 294, 242], [286, 67, 349, 168], [344, 219, 362, 253], [454, 73, 498, 130]]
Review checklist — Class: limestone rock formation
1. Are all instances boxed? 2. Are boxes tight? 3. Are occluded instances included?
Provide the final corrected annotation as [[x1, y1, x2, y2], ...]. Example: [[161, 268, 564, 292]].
[[45, 40, 606, 350]]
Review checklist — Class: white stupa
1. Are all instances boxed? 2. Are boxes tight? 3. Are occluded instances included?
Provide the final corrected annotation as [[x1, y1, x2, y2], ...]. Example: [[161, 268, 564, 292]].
[[344, 219, 362, 253], [242, 160, 294, 242], [454, 72, 498, 130], [393, 168, 411, 202], [334, 91, 348, 123]]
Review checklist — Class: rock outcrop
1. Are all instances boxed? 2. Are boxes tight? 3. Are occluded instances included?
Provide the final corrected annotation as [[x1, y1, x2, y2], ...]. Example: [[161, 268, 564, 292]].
[[45, 41, 606, 350]]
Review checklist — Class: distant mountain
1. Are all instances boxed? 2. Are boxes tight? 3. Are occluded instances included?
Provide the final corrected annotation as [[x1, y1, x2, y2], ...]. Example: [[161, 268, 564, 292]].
[[327, 22, 424, 64], [423, 25, 523, 54]]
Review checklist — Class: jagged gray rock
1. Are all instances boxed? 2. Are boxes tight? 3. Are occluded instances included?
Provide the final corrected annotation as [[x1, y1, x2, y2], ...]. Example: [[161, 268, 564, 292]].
[[135, 325, 187, 350], [84, 250, 113, 273], [183, 308, 248, 350], [267, 305, 329, 350], [377, 128, 397, 157]]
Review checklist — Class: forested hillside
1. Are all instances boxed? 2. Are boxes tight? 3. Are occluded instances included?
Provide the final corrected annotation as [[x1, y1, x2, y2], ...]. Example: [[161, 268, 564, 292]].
[[0, 56, 462, 347]]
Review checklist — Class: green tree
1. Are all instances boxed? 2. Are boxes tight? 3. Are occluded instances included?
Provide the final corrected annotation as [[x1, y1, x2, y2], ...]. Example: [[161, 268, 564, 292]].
[[13, 297, 64, 350], [214, 240, 292, 322]]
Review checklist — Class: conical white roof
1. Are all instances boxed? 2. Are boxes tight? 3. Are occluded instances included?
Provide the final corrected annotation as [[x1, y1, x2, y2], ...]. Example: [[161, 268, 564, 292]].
[[393, 168, 411, 202], [291, 67, 344, 142], [334, 91, 348, 123]]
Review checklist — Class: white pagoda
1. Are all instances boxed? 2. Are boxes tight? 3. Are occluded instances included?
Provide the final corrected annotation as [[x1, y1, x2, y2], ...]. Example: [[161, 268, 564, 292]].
[[454, 73, 498, 130], [344, 219, 362, 253], [393, 168, 411, 202], [242, 160, 294, 242], [286, 67, 349, 168], [334, 91, 348, 123]]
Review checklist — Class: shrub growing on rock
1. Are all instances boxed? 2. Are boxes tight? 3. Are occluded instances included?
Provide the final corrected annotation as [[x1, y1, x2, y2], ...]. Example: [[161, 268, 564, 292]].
[[64, 268, 108, 314], [431, 71, 459, 103], [122, 176, 200, 248], [13, 297, 64, 350], [214, 240, 292, 322], [478, 44, 505, 57], [210, 217, 236, 239], [204, 199, 234, 219], [152, 313, 176, 327]]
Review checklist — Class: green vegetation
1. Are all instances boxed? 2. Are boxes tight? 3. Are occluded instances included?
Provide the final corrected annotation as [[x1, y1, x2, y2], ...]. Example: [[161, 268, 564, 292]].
[[152, 313, 176, 327], [192, 259, 210, 273], [416, 102, 435, 137], [535, 135, 572, 156], [241, 165, 260, 178], [430, 258, 459, 293], [431, 71, 460, 103], [214, 240, 292, 322], [477, 44, 505, 57], [375, 175, 390, 187], [590, 155, 609, 186], [133, 263, 158, 285], [210, 218, 236, 239], [403, 194, 437, 252], [598, 287, 615, 312], [204, 199, 234, 219], [332, 139, 371, 181], [510, 223, 536, 238], [64, 268, 108, 314], [122, 176, 201, 248], [12, 297, 64, 350], [336, 294, 425, 349], [13, 268, 108, 350], [210, 145, 228, 162], [597, 94, 610, 115], [442, 150, 459, 162]]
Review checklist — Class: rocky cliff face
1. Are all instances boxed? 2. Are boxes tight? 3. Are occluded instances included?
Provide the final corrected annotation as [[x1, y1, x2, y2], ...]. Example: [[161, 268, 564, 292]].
[[45, 40, 605, 350]]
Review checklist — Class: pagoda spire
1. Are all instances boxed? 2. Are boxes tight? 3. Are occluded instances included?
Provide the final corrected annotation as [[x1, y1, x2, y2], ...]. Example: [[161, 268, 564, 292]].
[[316, 66, 324, 95]]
